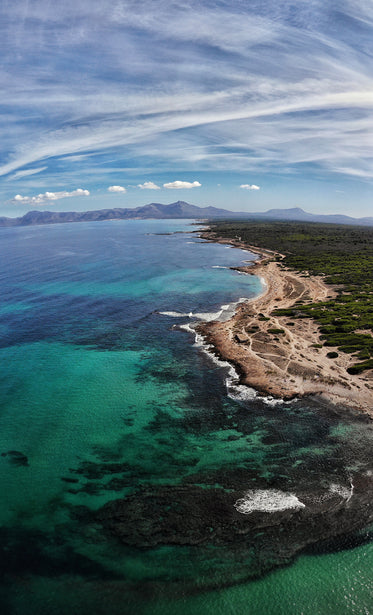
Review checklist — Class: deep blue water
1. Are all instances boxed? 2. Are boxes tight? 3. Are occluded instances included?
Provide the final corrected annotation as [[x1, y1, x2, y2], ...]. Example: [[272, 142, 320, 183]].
[[0, 219, 372, 614]]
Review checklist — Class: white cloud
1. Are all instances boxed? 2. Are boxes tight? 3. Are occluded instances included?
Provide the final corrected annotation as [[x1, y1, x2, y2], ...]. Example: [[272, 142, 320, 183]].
[[1, 0, 373, 188], [240, 184, 260, 190], [13, 195, 31, 202], [163, 180, 201, 189], [108, 185, 126, 193], [137, 181, 160, 190], [12, 188, 90, 205], [8, 166, 47, 180]]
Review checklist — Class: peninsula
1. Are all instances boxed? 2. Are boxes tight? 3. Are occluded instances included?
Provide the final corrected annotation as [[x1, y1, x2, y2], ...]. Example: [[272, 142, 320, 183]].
[[199, 221, 373, 414]]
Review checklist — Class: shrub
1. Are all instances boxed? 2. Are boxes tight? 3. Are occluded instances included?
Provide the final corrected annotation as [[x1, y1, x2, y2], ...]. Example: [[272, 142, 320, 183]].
[[357, 349, 371, 360], [347, 359, 373, 375]]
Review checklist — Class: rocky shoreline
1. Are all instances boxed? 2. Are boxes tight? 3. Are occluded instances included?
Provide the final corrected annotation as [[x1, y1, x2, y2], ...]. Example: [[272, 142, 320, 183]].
[[198, 231, 373, 415]]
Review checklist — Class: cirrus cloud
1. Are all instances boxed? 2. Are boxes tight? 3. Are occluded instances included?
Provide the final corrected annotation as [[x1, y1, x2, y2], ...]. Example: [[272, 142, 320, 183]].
[[240, 184, 260, 190], [108, 185, 126, 193], [2, 0, 373, 212], [137, 181, 160, 190], [163, 180, 201, 189], [13, 188, 90, 205], [8, 166, 48, 180]]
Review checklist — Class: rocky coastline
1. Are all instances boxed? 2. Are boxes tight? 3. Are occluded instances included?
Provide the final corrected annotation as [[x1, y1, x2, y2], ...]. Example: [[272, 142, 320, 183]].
[[197, 231, 373, 416]]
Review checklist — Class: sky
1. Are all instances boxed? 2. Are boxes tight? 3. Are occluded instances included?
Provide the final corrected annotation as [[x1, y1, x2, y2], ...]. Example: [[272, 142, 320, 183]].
[[1, 0, 373, 217]]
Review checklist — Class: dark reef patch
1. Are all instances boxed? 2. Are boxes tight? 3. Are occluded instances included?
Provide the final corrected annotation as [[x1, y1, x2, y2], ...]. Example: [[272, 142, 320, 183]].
[[0, 527, 122, 581], [56, 392, 373, 590], [93, 473, 373, 584], [1, 450, 29, 467]]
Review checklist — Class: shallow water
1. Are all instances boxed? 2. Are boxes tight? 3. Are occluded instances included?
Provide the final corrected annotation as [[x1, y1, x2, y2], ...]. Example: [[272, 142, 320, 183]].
[[0, 219, 372, 614]]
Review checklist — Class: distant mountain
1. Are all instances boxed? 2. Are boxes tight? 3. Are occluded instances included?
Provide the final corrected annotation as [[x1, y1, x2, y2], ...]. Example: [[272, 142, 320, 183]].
[[0, 201, 372, 227], [254, 207, 373, 226], [0, 201, 231, 226]]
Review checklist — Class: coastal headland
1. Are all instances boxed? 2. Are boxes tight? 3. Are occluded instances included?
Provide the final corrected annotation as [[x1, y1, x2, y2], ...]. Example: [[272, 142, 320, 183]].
[[198, 229, 373, 415]]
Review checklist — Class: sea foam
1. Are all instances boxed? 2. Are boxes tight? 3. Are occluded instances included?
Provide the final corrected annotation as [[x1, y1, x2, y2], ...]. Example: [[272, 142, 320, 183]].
[[159, 298, 248, 324], [329, 482, 354, 502], [227, 381, 286, 406], [160, 271, 276, 407], [159, 311, 191, 318], [234, 489, 305, 514], [161, 298, 289, 407]]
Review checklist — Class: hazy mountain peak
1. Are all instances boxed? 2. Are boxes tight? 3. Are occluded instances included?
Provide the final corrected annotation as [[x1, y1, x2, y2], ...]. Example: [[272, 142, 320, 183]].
[[266, 207, 305, 214]]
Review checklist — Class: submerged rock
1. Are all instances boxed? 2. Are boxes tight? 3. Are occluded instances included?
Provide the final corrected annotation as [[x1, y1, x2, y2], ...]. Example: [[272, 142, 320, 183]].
[[1, 450, 29, 467], [95, 473, 373, 579]]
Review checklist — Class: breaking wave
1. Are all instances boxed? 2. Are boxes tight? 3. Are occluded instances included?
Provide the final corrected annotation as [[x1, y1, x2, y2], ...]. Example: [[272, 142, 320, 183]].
[[159, 276, 281, 409], [330, 481, 354, 502], [234, 489, 305, 514], [159, 311, 191, 318], [161, 297, 290, 408], [177, 320, 287, 408], [159, 298, 248, 324], [227, 381, 287, 407]]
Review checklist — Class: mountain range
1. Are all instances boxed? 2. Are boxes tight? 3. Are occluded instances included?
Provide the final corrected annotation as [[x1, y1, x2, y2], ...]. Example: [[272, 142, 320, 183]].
[[0, 201, 372, 227]]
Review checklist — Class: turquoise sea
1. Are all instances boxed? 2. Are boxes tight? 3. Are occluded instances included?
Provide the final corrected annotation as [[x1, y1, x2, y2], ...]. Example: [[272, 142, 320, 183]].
[[0, 219, 372, 614]]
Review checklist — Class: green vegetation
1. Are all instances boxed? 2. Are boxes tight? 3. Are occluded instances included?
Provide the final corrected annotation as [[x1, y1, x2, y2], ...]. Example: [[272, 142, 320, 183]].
[[347, 360, 373, 375], [209, 220, 373, 374]]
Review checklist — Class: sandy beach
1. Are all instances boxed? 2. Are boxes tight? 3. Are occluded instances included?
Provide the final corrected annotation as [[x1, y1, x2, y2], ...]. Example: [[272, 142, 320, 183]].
[[198, 232, 373, 415]]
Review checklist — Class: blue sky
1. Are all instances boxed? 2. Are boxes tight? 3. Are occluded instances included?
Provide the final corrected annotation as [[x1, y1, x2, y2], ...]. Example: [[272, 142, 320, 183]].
[[1, 0, 373, 217]]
